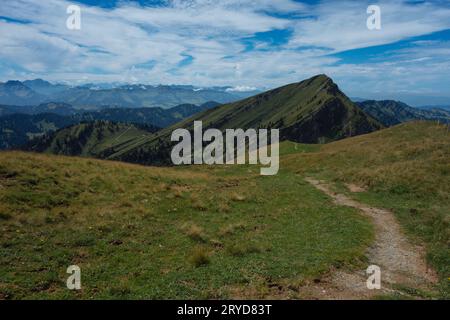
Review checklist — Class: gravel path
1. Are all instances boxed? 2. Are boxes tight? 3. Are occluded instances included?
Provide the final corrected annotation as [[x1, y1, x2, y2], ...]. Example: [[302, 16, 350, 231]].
[[303, 178, 437, 299]]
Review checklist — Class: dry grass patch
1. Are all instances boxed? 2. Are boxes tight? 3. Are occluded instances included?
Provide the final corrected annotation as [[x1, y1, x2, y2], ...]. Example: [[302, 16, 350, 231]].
[[219, 222, 247, 237], [189, 246, 210, 267], [190, 194, 207, 211], [217, 200, 231, 213], [182, 223, 207, 242], [230, 192, 246, 202], [169, 184, 190, 198]]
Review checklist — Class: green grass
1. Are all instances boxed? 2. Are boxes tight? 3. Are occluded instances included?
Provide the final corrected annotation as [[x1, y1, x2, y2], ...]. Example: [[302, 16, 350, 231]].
[[0, 151, 372, 299], [284, 121, 450, 298]]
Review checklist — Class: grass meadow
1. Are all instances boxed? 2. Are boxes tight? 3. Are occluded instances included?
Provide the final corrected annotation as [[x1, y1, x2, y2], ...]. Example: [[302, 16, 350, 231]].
[[0, 121, 448, 299]]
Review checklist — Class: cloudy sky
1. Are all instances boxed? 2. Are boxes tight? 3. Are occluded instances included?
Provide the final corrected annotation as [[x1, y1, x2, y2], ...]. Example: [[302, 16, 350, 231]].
[[1, 0, 450, 105]]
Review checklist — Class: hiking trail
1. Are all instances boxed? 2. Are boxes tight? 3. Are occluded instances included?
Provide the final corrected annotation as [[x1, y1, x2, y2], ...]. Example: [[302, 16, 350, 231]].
[[302, 178, 437, 299]]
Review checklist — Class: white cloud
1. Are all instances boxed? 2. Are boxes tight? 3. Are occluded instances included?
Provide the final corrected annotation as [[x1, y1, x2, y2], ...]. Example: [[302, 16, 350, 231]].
[[288, 1, 450, 52], [226, 85, 258, 92], [0, 0, 449, 98]]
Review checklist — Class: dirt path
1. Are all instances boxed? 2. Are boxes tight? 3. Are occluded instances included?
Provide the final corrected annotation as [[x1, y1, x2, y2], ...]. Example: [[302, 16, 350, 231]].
[[302, 178, 437, 299]]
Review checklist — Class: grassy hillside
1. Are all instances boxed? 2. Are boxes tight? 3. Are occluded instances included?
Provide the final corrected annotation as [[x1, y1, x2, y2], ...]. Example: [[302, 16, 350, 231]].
[[0, 151, 372, 299], [284, 121, 450, 296], [108, 75, 382, 165], [0, 121, 447, 299], [25, 121, 157, 158]]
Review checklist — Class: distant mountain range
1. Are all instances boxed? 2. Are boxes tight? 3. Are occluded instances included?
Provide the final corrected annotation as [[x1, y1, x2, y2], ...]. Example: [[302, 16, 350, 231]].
[[357, 100, 450, 126], [0, 102, 79, 116], [0, 101, 220, 150], [0, 79, 258, 109], [0, 80, 46, 106], [418, 105, 450, 111], [351, 94, 450, 108]]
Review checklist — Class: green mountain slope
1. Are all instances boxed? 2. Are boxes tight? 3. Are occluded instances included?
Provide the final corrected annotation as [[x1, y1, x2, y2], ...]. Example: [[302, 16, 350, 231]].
[[109, 74, 383, 164], [357, 100, 450, 126], [0, 102, 220, 150], [26, 121, 157, 158]]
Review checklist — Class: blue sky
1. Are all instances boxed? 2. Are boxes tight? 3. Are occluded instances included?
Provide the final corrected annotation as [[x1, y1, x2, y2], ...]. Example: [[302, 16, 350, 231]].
[[1, 0, 450, 105]]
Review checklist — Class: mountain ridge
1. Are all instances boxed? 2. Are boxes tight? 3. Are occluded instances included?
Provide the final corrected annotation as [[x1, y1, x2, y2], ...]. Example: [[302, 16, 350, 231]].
[[357, 100, 450, 126], [0, 79, 255, 109], [0, 102, 220, 150], [106, 74, 383, 165], [25, 121, 158, 158]]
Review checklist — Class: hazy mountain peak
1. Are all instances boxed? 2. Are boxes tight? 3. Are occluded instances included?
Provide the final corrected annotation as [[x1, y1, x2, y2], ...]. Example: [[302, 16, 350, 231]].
[[23, 78, 52, 86], [4, 80, 25, 87]]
